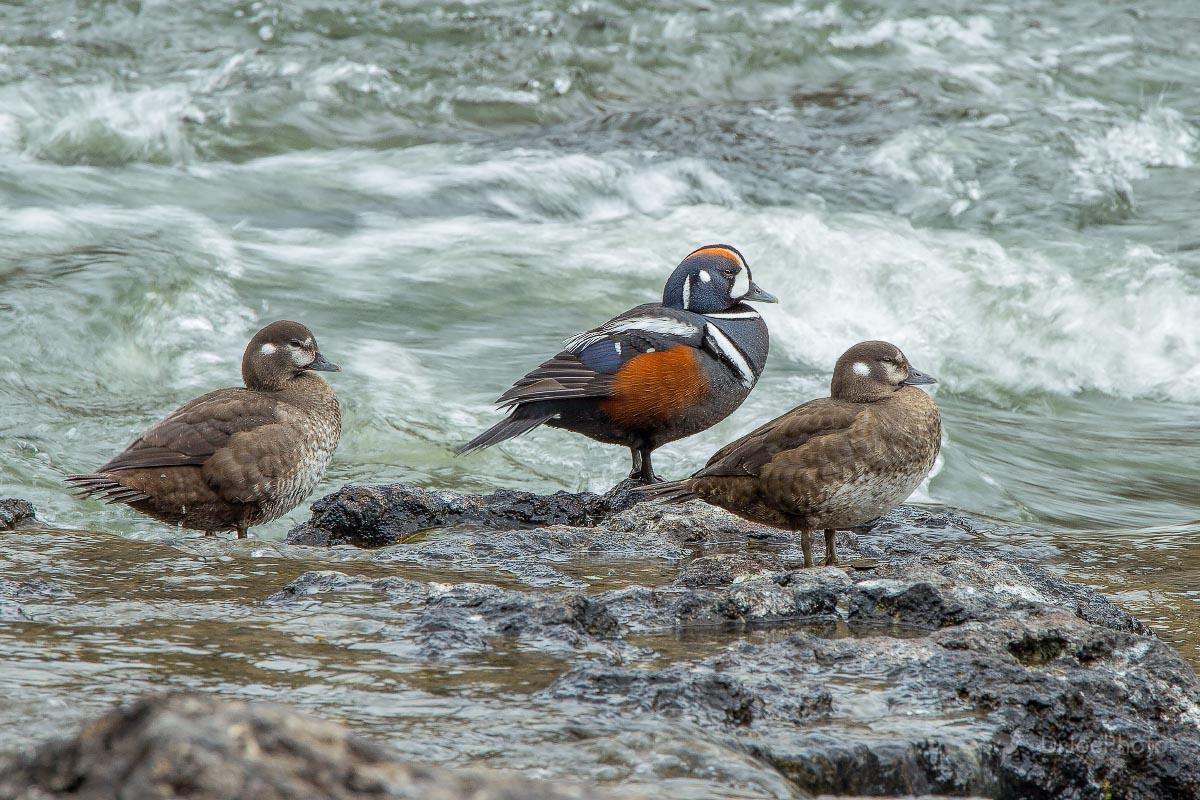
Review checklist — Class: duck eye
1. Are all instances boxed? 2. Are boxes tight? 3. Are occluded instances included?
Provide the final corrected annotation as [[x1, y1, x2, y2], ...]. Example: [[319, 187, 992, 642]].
[[288, 339, 302, 348]]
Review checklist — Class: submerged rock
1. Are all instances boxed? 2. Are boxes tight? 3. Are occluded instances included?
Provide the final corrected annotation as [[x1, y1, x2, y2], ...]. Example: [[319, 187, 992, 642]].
[[0, 692, 630, 800], [0, 499, 34, 530], [272, 482, 1200, 798]]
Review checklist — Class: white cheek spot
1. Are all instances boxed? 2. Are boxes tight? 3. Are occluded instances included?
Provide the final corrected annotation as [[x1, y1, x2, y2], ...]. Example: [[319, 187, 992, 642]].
[[699, 270, 711, 283], [731, 268, 749, 298], [852, 362, 871, 377], [260, 343, 276, 355], [289, 347, 308, 366]]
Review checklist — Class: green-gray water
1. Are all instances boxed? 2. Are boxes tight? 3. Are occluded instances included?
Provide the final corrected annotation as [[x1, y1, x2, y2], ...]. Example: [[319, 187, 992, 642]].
[[2, 0, 1199, 794]]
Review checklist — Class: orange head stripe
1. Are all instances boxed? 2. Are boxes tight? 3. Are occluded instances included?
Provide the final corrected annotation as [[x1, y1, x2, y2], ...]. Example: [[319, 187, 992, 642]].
[[600, 346, 707, 427], [685, 246, 744, 267]]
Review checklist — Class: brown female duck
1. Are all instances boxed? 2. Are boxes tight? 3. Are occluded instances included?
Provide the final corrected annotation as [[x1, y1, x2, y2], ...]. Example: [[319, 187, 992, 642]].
[[66, 320, 341, 538], [645, 341, 940, 567]]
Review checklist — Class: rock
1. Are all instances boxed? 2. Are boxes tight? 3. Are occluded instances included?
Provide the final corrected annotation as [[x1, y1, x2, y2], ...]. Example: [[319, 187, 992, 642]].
[[286, 481, 642, 548], [548, 606, 1200, 798], [268, 482, 1199, 799], [0, 693, 632, 800], [0, 499, 34, 530], [268, 572, 621, 659]]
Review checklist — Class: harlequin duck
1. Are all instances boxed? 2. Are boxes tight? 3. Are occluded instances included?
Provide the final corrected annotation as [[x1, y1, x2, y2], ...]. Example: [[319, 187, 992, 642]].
[[644, 341, 940, 567], [459, 244, 777, 483], [66, 321, 342, 538]]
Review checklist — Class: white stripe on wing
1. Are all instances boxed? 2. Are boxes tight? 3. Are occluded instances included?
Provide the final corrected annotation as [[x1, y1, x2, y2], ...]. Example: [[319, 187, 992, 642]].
[[564, 316, 702, 352]]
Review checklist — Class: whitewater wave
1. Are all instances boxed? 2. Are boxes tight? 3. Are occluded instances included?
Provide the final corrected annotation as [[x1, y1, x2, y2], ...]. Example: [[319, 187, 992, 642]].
[[239, 145, 1200, 406], [751, 208, 1200, 403], [1070, 106, 1197, 205], [4, 85, 203, 166], [0, 204, 254, 388]]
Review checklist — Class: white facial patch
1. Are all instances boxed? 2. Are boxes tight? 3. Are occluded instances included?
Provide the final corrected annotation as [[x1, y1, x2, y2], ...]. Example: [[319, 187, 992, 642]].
[[303, 337, 313, 347], [731, 268, 750, 299], [884, 362, 908, 384], [682, 275, 693, 310], [699, 269, 711, 283], [260, 343, 277, 355], [289, 346, 309, 366], [852, 361, 871, 377]]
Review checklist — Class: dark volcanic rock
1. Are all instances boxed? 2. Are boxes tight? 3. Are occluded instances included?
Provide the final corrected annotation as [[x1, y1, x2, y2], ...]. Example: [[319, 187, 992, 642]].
[[267, 571, 622, 659], [0, 499, 34, 530], [286, 481, 641, 547], [550, 610, 1200, 799], [0, 693, 626, 800], [273, 483, 1198, 798]]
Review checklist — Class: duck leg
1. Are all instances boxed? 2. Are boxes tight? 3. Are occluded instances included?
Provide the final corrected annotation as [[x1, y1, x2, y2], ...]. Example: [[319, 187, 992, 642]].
[[800, 529, 814, 568], [629, 446, 662, 484], [824, 528, 839, 566], [235, 524, 248, 540]]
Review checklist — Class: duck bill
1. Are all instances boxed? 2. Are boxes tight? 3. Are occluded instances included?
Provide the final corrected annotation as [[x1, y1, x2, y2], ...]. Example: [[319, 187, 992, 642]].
[[307, 352, 341, 372], [742, 281, 778, 303], [902, 366, 936, 385]]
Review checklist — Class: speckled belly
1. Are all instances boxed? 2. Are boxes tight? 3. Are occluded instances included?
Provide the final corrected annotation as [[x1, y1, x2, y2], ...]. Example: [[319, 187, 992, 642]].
[[806, 465, 931, 530], [255, 417, 340, 525]]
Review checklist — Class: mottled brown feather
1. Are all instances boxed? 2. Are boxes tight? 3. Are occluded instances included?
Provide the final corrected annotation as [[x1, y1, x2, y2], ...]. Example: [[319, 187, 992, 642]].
[[99, 389, 279, 473], [687, 387, 940, 530]]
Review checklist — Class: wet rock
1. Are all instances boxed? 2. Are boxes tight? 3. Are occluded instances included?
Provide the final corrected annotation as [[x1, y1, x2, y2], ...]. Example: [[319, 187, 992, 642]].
[[0, 692, 628, 799], [551, 609, 1200, 798], [0, 600, 28, 621], [0, 578, 72, 601], [267, 571, 621, 659], [545, 662, 833, 728], [273, 483, 1196, 797], [0, 499, 34, 530], [286, 481, 640, 548]]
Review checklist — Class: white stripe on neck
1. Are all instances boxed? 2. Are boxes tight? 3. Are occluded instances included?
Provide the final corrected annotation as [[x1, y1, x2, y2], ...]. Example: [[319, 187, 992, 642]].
[[682, 275, 692, 310], [705, 323, 755, 388]]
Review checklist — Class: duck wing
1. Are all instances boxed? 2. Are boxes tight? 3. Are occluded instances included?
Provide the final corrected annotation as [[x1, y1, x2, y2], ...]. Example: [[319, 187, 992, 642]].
[[693, 398, 866, 479], [494, 304, 707, 407], [94, 389, 279, 473]]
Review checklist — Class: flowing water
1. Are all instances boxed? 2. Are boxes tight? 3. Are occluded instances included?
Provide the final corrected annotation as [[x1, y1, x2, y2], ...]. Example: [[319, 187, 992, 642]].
[[1, 0, 1199, 794]]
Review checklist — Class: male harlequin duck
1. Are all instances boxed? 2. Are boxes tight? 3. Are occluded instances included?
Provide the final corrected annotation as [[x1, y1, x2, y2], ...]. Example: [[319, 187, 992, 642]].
[[644, 341, 940, 567], [459, 244, 777, 483], [66, 321, 342, 538]]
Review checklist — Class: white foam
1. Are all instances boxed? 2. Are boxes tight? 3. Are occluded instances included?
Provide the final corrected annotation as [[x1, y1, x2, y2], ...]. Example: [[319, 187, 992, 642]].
[[1071, 106, 1197, 203], [830, 15, 996, 52], [11, 84, 201, 165], [752, 208, 1200, 403]]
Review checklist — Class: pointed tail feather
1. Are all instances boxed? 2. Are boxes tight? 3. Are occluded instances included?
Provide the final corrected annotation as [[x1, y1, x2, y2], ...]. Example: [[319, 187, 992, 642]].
[[65, 474, 151, 505], [632, 479, 698, 504], [456, 413, 553, 455]]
